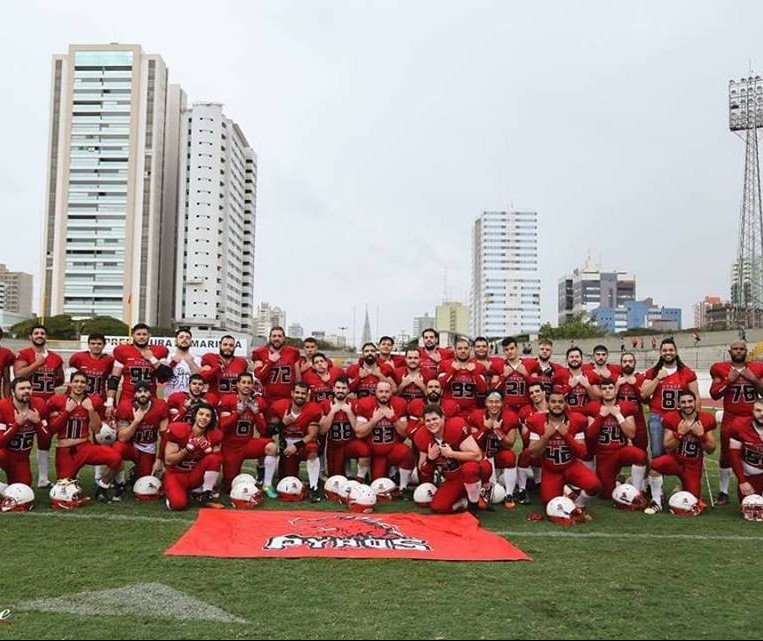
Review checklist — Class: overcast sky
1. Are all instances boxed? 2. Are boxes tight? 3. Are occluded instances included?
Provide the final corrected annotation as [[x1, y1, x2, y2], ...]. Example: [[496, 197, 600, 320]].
[[0, 1, 759, 341]]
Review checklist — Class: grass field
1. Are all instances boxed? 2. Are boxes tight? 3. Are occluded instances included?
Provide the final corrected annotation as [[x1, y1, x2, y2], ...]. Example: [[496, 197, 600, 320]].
[[0, 455, 759, 640]]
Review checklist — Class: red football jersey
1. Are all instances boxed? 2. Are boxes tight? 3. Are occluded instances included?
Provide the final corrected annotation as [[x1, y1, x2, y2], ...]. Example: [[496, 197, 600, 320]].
[[165, 422, 223, 472], [252, 346, 301, 400], [643, 366, 697, 414], [268, 398, 323, 440], [663, 412, 715, 465], [355, 396, 408, 448], [14, 348, 64, 401], [69, 351, 115, 399], [201, 353, 250, 395], [583, 400, 637, 454], [115, 398, 169, 452], [527, 412, 587, 470], [709, 361, 763, 417], [47, 393, 103, 440], [113, 344, 169, 400], [166, 391, 220, 424], [0, 397, 48, 452], [217, 394, 268, 442]]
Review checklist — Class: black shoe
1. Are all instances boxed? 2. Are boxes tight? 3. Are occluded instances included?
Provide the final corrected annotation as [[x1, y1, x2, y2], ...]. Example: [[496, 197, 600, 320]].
[[309, 486, 322, 503], [111, 482, 126, 502], [716, 492, 730, 506], [467, 501, 480, 518], [95, 486, 111, 503], [516, 489, 529, 505], [199, 490, 224, 509], [256, 465, 265, 485]]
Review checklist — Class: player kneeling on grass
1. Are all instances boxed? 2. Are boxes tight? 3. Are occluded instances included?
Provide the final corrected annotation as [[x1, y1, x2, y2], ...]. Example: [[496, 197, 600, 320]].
[[163, 403, 223, 510], [643, 389, 716, 515], [414, 404, 490, 516]]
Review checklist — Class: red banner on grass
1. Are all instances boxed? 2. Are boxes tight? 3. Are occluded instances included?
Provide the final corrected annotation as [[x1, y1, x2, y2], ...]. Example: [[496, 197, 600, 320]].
[[166, 510, 529, 561]]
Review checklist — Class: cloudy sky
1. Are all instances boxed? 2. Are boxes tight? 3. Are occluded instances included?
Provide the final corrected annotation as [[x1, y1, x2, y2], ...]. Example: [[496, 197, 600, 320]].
[[0, 1, 759, 340]]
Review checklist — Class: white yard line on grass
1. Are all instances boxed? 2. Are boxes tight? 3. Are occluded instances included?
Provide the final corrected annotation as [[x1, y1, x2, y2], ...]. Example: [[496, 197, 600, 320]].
[[18, 511, 194, 525], [496, 530, 763, 541]]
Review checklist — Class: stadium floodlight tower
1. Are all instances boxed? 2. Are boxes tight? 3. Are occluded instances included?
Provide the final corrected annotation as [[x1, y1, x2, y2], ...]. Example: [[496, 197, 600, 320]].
[[730, 75, 763, 329]]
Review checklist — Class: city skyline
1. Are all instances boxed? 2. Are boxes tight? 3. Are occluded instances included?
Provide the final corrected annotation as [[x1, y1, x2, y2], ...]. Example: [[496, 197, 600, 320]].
[[0, 1, 759, 336]]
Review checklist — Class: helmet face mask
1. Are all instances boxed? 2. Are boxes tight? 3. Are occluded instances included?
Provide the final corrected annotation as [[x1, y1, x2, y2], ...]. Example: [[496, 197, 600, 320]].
[[741, 494, 763, 522]]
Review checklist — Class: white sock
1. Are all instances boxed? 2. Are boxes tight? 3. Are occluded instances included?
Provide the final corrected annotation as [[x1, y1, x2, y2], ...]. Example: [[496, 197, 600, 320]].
[[631, 465, 647, 493], [264, 455, 278, 487], [465, 481, 481, 503], [719, 467, 731, 494], [649, 475, 664, 506], [575, 490, 591, 508], [37, 450, 50, 484], [356, 462, 370, 481], [93, 464, 104, 484], [115, 470, 125, 484], [503, 467, 518, 494], [307, 457, 321, 489], [488, 458, 497, 484], [517, 467, 529, 490], [202, 471, 218, 491], [399, 467, 412, 490]]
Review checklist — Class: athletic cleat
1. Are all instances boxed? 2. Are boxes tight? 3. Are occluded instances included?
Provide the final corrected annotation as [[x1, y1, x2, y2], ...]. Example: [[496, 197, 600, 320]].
[[95, 486, 111, 503], [309, 487, 322, 503], [199, 490, 224, 509], [515, 489, 529, 505], [263, 485, 278, 499], [716, 492, 730, 506], [504, 494, 517, 510], [644, 501, 663, 515]]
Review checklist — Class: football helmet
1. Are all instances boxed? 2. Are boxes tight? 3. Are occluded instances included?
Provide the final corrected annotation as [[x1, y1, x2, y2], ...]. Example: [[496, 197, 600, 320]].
[[491, 483, 507, 504], [668, 491, 702, 516], [611, 483, 647, 511], [230, 481, 264, 509], [546, 496, 586, 525], [370, 477, 398, 501], [324, 475, 348, 501], [133, 475, 162, 501], [340, 479, 362, 504], [231, 473, 257, 489], [741, 494, 763, 522], [50, 479, 88, 510], [94, 424, 117, 445], [413, 482, 438, 508], [347, 484, 377, 513], [1, 483, 34, 512], [276, 476, 306, 501]]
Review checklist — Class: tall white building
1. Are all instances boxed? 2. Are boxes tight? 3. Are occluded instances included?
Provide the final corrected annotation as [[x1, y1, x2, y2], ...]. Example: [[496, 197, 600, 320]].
[[471, 209, 541, 337], [175, 103, 256, 332], [254, 302, 286, 337], [41, 44, 185, 326]]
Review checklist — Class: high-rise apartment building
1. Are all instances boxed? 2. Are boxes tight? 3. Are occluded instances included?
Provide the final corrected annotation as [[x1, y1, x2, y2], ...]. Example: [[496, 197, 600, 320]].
[[0, 264, 33, 316], [175, 103, 256, 332], [558, 257, 636, 324], [41, 44, 184, 325], [471, 210, 540, 337]]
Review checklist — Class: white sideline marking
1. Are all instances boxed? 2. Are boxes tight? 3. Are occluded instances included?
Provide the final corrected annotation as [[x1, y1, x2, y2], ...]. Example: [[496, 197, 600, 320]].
[[16, 583, 246, 623], [496, 530, 763, 542], [18, 511, 194, 525]]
